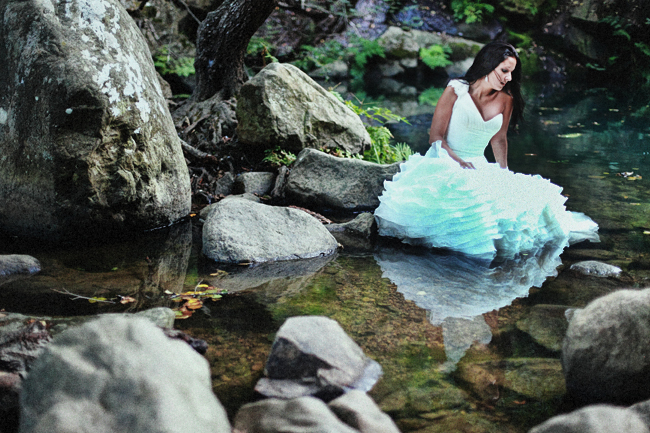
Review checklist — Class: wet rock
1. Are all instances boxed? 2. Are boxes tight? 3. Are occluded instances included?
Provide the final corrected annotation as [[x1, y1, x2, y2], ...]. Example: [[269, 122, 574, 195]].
[[327, 212, 377, 251], [233, 396, 358, 433], [570, 260, 622, 277], [202, 197, 338, 263], [255, 316, 382, 399], [234, 172, 276, 196], [562, 288, 650, 404], [0, 0, 191, 241], [285, 149, 400, 212], [0, 255, 41, 279], [516, 304, 571, 352], [529, 404, 649, 433], [237, 63, 371, 154], [328, 390, 401, 433], [20, 315, 230, 433]]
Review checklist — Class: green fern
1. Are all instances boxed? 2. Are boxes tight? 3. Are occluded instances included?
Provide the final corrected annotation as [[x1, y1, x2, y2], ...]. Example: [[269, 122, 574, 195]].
[[420, 45, 453, 70]]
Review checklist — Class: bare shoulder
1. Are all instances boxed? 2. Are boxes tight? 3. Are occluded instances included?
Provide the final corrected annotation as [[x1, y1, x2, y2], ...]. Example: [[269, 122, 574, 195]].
[[498, 90, 513, 110]]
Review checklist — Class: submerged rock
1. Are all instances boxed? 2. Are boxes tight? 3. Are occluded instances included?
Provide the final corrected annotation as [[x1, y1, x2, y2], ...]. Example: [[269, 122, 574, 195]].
[[562, 288, 650, 404], [285, 148, 400, 212], [516, 304, 571, 352], [326, 213, 377, 251], [236, 63, 371, 154], [255, 316, 382, 399], [202, 197, 338, 263], [529, 404, 649, 433], [0, 0, 191, 240], [19, 315, 230, 433]]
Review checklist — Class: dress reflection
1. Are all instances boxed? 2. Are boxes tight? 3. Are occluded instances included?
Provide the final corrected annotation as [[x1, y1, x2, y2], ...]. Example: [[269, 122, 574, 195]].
[[374, 241, 567, 369]]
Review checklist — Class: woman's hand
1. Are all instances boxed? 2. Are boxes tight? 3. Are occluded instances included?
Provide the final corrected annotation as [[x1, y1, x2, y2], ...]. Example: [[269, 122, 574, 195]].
[[458, 160, 475, 169]]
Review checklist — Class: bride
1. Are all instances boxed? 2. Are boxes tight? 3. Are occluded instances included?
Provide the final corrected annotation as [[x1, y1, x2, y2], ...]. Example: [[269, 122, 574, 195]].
[[374, 41, 599, 259]]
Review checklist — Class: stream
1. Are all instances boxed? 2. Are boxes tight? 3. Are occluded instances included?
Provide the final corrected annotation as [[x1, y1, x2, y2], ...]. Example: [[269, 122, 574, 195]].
[[2, 84, 650, 432]]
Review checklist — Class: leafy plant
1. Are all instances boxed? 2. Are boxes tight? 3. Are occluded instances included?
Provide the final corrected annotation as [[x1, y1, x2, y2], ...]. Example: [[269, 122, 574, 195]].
[[262, 146, 297, 167], [419, 87, 445, 106], [348, 36, 386, 79], [420, 45, 453, 70], [154, 46, 195, 77], [247, 37, 278, 65], [451, 0, 495, 23], [293, 39, 346, 71]]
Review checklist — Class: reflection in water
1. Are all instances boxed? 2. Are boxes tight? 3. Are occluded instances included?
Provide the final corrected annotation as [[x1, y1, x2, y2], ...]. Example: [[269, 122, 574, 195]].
[[200, 253, 337, 299], [374, 242, 567, 367]]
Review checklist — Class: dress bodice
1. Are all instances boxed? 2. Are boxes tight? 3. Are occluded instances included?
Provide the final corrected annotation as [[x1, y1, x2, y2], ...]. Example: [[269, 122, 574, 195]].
[[445, 80, 503, 160]]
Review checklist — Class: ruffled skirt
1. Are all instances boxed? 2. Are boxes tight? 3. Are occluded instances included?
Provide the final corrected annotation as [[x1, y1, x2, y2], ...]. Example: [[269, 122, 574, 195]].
[[374, 147, 599, 259]]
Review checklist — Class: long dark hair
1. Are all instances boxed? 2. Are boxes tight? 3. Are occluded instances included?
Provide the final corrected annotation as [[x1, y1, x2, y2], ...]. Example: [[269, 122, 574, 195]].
[[459, 41, 525, 126]]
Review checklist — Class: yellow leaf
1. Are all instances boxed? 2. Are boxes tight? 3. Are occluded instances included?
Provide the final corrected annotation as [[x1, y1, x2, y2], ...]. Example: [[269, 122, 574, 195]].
[[196, 284, 209, 288], [558, 133, 583, 138]]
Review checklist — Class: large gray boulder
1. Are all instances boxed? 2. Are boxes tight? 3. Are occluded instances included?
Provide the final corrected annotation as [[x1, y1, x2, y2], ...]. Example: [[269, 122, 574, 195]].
[[255, 316, 382, 399], [285, 148, 400, 212], [562, 288, 650, 404], [528, 405, 649, 433], [202, 197, 338, 263], [0, 255, 41, 277], [0, 0, 191, 240], [19, 315, 230, 433], [236, 63, 371, 154]]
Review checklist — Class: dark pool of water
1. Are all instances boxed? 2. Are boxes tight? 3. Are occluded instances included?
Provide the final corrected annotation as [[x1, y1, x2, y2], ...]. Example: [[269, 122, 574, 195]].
[[2, 87, 650, 431]]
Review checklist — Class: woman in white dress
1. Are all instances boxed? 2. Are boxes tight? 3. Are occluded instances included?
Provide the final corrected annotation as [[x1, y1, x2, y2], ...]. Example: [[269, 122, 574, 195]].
[[374, 42, 599, 259]]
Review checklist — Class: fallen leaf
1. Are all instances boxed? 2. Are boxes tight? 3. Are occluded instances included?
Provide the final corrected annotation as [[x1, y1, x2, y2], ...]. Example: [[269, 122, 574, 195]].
[[558, 133, 583, 138], [513, 400, 527, 405], [643, 231, 650, 235], [119, 296, 136, 304], [88, 297, 108, 303]]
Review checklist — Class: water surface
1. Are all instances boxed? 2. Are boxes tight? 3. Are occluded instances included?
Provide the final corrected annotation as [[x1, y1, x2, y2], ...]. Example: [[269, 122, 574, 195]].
[[2, 86, 650, 432]]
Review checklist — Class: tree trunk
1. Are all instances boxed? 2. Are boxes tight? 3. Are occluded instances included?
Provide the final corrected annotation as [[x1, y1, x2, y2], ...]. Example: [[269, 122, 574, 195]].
[[193, 0, 277, 101]]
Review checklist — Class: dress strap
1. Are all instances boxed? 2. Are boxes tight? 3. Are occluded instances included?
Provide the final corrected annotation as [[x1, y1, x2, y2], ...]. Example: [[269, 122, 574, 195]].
[[447, 79, 469, 97]]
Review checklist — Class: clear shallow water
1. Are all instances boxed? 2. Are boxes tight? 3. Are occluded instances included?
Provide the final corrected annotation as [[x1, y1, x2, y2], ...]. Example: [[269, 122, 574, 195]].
[[2, 87, 650, 431]]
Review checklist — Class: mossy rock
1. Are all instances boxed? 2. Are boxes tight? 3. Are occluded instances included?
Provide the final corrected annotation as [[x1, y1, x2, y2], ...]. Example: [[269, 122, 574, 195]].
[[448, 42, 482, 62]]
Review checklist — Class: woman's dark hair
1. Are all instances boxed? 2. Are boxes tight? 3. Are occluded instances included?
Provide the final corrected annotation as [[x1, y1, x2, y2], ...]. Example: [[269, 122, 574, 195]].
[[459, 41, 525, 126]]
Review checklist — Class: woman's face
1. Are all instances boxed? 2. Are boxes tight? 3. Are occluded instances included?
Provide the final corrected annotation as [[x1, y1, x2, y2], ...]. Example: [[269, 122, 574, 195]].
[[487, 56, 517, 90]]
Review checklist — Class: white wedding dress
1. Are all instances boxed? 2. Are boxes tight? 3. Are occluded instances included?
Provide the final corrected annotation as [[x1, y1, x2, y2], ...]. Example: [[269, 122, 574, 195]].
[[374, 80, 599, 259]]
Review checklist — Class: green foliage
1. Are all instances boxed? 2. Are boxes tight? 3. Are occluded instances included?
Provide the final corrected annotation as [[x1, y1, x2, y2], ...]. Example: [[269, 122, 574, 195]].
[[247, 37, 278, 64], [293, 39, 346, 71], [418, 87, 445, 106], [451, 0, 495, 23], [348, 36, 386, 79], [507, 30, 534, 49], [262, 146, 296, 167], [420, 44, 453, 70], [331, 91, 412, 164], [153, 46, 195, 77]]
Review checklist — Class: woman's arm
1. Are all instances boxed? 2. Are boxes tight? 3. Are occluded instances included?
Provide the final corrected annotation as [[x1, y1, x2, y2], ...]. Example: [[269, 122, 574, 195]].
[[429, 87, 474, 168], [490, 94, 514, 169]]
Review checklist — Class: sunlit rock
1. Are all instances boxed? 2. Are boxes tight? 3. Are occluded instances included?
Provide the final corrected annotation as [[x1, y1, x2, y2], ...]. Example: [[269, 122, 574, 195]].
[[529, 405, 649, 433], [0, 0, 191, 241], [236, 63, 371, 154], [255, 316, 382, 399], [202, 197, 338, 263], [562, 288, 650, 404], [19, 315, 230, 433], [285, 148, 400, 212], [233, 397, 358, 433]]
